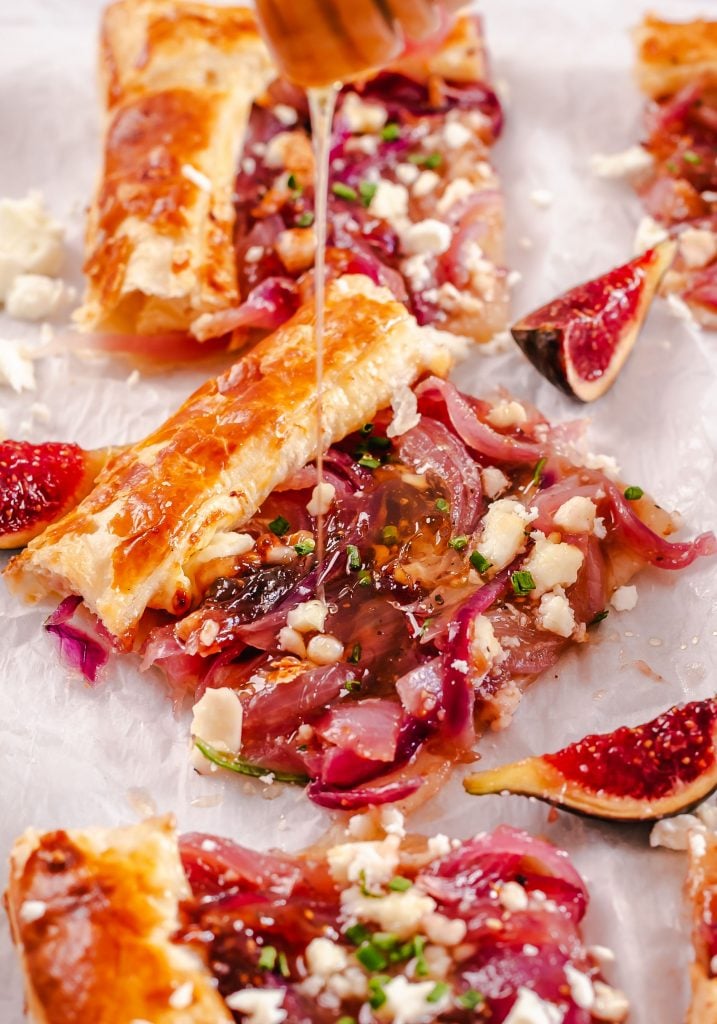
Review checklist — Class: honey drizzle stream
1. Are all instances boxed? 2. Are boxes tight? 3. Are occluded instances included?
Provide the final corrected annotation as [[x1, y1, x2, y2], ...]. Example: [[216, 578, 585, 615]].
[[308, 84, 339, 602]]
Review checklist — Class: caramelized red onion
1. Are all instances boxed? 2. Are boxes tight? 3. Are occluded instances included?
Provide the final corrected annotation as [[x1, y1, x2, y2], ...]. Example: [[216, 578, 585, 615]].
[[44, 596, 112, 684]]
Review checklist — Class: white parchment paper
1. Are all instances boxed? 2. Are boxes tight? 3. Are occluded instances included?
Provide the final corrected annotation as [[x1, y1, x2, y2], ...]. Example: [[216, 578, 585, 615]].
[[1, 2, 716, 1021]]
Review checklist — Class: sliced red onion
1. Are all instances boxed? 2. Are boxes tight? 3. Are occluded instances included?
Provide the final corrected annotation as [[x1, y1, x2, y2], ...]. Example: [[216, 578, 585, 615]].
[[307, 774, 422, 809], [193, 277, 300, 342], [44, 596, 112, 685], [242, 663, 356, 736], [315, 698, 403, 763], [395, 659, 442, 719], [179, 832, 302, 898]]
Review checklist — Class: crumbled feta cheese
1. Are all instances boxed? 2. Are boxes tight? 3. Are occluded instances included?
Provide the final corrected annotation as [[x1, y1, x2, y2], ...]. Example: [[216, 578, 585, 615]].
[[278, 626, 306, 658], [242, 156, 256, 175], [610, 585, 638, 612], [587, 945, 616, 965], [199, 619, 219, 647], [443, 121, 472, 149], [272, 104, 298, 126], [370, 180, 410, 224], [168, 981, 194, 1009], [522, 538, 584, 597], [307, 481, 335, 517], [507, 269, 523, 288], [591, 982, 630, 1022], [536, 588, 575, 638], [193, 531, 254, 566], [477, 499, 530, 572], [529, 189, 554, 209], [396, 162, 421, 186], [649, 813, 704, 851], [181, 163, 212, 192], [679, 227, 717, 269], [342, 885, 436, 936], [381, 975, 450, 1024], [401, 219, 452, 256], [287, 600, 328, 634], [18, 900, 47, 924], [564, 965, 595, 1010], [225, 988, 287, 1024], [306, 633, 344, 665], [481, 466, 510, 499], [413, 170, 441, 198], [329, 835, 400, 887], [190, 687, 243, 773], [470, 614, 503, 674], [387, 385, 420, 437], [499, 881, 529, 912], [581, 451, 621, 479], [486, 400, 528, 429], [427, 834, 451, 858], [553, 496, 597, 534], [503, 987, 564, 1024], [633, 215, 668, 255], [0, 341, 35, 392], [6, 274, 64, 321], [245, 245, 264, 263], [402, 253, 433, 293], [380, 807, 406, 837], [263, 132, 295, 169], [341, 92, 388, 133], [436, 176, 474, 214], [422, 911, 467, 946], [590, 146, 653, 179], [0, 193, 64, 298], [305, 936, 348, 976]]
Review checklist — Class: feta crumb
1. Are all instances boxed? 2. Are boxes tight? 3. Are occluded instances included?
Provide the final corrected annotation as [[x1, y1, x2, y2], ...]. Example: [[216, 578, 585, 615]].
[[263, 132, 295, 169], [381, 975, 450, 1024], [305, 936, 348, 976], [529, 189, 554, 209], [581, 451, 621, 479], [481, 466, 510, 499], [590, 146, 653, 179], [278, 625, 306, 658], [307, 481, 335, 517], [470, 615, 503, 674], [245, 245, 264, 263], [181, 163, 212, 192], [19, 900, 47, 924], [193, 531, 254, 566], [436, 176, 474, 213], [199, 619, 219, 647], [190, 687, 243, 773], [499, 881, 529, 912], [477, 498, 530, 572], [396, 163, 420, 186], [342, 885, 436, 936], [306, 633, 344, 665], [633, 215, 668, 255], [387, 385, 420, 438], [591, 981, 630, 1022], [649, 813, 704, 851], [168, 981, 194, 1009], [679, 227, 717, 269], [422, 912, 467, 946], [287, 599, 328, 634], [413, 170, 441, 198], [523, 537, 584, 597], [328, 835, 400, 886], [610, 585, 638, 612], [564, 965, 595, 1010], [486, 400, 528, 429], [225, 988, 287, 1024], [588, 945, 616, 965], [6, 273, 64, 321], [553, 496, 597, 534], [0, 193, 64, 298], [380, 806, 406, 837], [503, 987, 564, 1024], [402, 253, 432, 291], [536, 588, 576, 638], [427, 834, 451, 857], [401, 219, 452, 256], [443, 121, 472, 149], [370, 180, 410, 225], [272, 104, 298, 126], [0, 341, 35, 392], [341, 92, 388, 133]]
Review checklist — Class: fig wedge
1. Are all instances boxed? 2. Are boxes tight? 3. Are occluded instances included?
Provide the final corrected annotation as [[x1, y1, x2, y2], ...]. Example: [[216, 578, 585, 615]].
[[511, 239, 676, 402], [0, 440, 111, 548], [464, 699, 717, 821]]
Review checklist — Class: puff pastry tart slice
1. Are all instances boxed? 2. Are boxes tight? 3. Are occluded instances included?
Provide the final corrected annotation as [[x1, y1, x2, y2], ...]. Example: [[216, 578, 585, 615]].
[[620, 16, 717, 327], [5, 816, 630, 1024], [687, 830, 717, 1023]]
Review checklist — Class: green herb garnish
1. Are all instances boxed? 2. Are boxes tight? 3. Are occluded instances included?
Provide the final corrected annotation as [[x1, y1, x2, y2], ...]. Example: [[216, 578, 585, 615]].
[[345, 923, 371, 945], [457, 989, 485, 1010], [358, 454, 381, 469], [589, 609, 609, 627], [278, 951, 290, 978], [381, 122, 400, 141], [194, 739, 309, 785], [388, 875, 412, 892], [435, 497, 450, 513], [345, 678, 362, 692], [624, 485, 644, 500], [408, 151, 442, 168], [448, 535, 469, 551], [427, 982, 450, 1003], [346, 544, 361, 571], [332, 182, 358, 201], [358, 569, 372, 587], [530, 457, 547, 488], [684, 150, 701, 165], [294, 538, 316, 556], [287, 173, 302, 194], [382, 524, 398, 545], [511, 569, 536, 596], [268, 515, 290, 536], [296, 210, 314, 227], [368, 976, 390, 1009], [371, 932, 399, 951], [360, 422, 374, 435], [357, 943, 388, 971], [359, 181, 378, 207], [258, 946, 277, 970], [470, 551, 492, 574], [348, 642, 362, 663]]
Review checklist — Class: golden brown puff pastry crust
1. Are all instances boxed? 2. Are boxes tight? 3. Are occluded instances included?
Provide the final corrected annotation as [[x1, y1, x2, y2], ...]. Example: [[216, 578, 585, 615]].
[[5, 817, 231, 1024], [76, 0, 274, 337], [7, 276, 462, 642], [635, 14, 717, 99], [686, 831, 717, 1024]]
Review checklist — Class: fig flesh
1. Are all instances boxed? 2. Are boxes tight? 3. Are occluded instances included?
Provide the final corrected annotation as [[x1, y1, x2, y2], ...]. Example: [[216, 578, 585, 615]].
[[0, 440, 110, 548], [464, 699, 717, 821], [511, 239, 676, 402]]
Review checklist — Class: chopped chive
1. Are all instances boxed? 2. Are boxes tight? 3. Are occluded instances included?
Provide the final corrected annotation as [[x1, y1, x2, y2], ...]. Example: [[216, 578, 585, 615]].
[[414, 955, 429, 977], [457, 989, 485, 1010], [470, 551, 492, 574], [382, 524, 398, 545], [360, 422, 374, 435], [412, 936, 426, 956], [278, 951, 290, 978], [448, 535, 469, 551], [357, 943, 388, 971], [388, 875, 412, 892], [345, 923, 371, 945], [434, 594, 444, 605], [294, 538, 316, 556], [371, 932, 399, 951], [345, 678, 362, 692], [530, 457, 547, 487], [332, 182, 358, 201], [589, 609, 609, 627], [666, 160, 679, 174], [193, 739, 309, 785], [338, 1018, 356, 1024], [347, 544, 361, 570], [369, 435, 391, 450], [358, 454, 381, 469], [624, 485, 644, 500], [359, 180, 378, 207], [258, 945, 277, 970], [368, 976, 389, 1009], [684, 150, 701, 165], [348, 642, 362, 664], [296, 211, 314, 227], [435, 497, 450, 513], [381, 122, 400, 141], [268, 515, 290, 536], [287, 173, 302, 194], [511, 569, 536, 596], [408, 151, 442, 168], [427, 981, 450, 1003], [358, 569, 372, 587]]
